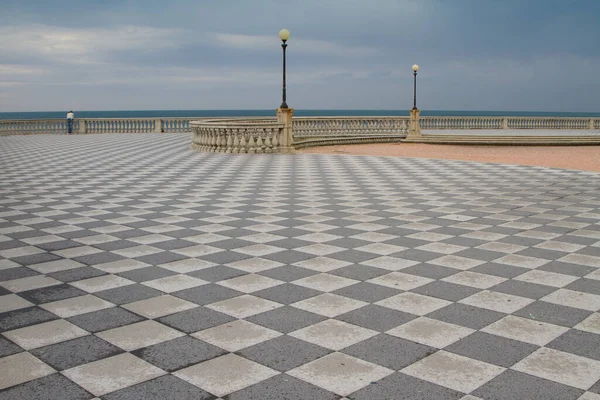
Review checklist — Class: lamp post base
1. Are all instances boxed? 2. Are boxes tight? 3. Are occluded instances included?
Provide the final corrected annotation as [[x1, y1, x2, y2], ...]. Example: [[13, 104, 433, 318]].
[[407, 108, 422, 139], [276, 107, 295, 153]]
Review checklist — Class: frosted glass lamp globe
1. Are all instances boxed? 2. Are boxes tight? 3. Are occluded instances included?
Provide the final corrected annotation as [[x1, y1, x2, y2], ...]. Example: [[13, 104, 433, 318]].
[[412, 64, 419, 72], [279, 29, 290, 42]]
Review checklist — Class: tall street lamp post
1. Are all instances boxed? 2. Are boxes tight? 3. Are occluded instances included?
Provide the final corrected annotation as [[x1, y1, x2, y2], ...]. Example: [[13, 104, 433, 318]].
[[412, 64, 419, 110], [279, 29, 290, 109]]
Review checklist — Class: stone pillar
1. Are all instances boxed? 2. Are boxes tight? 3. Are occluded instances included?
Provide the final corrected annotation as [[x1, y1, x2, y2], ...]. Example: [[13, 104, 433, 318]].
[[407, 109, 421, 139], [276, 108, 295, 153], [502, 118, 509, 129], [77, 119, 87, 134], [154, 119, 163, 133], [590, 119, 595, 130]]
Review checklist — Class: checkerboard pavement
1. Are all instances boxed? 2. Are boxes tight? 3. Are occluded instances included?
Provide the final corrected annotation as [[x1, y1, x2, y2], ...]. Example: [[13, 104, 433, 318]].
[[1, 133, 600, 399]]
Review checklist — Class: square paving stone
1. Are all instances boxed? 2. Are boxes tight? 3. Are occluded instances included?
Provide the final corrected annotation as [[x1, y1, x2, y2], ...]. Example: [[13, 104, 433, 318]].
[[0, 267, 39, 282], [473, 369, 583, 400], [10, 253, 63, 266], [427, 303, 506, 330], [237, 335, 331, 372], [348, 371, 464, 400], [94, 283, 164, 305], [566, 278, 600, 295], [539, 261, 596, 277], [67, 307, 145, 333], [336, 304, 417, 332], [117, 266, 177, 282], [343, 334, 436, 370], [187, 266, 248, 282], [157, 306, 235, 333], [133, 335, 226, 372], [30, 335, 123, 370], [171, 284, 243, 306], [513, 301, 593, 327], [135, 251, 188, 265], [102, 375, 214, 400], [252, 283, 322, 304], [225, 374, 339, 400], [47, 266, 107, 283], [19, 283, 88, 305], [547, 329, 600, 361], [330, 264, 391, 280], [258, 265, 318, 282], [401, 264, 461, 280], [332, 282, 401, 303], [470, 262, 530, 278], [0, 306, 59, 332], [411, 281, 481, 302], [0, 372, 95, 400], [0, 336, 23, 358], [445, 331, 539, 368], [246, 306, 327, 334], [490, 280, 557, 299]]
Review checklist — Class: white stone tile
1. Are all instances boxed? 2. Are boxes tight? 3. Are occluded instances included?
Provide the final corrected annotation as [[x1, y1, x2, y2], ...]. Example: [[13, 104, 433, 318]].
[[287, 352, 393, 396], [174, 354, 279, 397], [0, 352, 55, 390], [493, 254, 551, 269], [192, 320, 282, 351], [376, 292, 451, 316], [289, 319, 378, 351], [481, 315, 568, 346], [416, 243, 468, 255], [575, 313, 600, 334], [387, 317, 475, 348], [1, 275, 61, 293], [513, 348, 600, 390], [159, 258, 216, 273], [292, 293, 368, 318], [402, 350, 505, 393], [294, 244, 345, 256], [442, 271, 507, 289], [579, 392, 600, 400], [293, 257, 352, 272], [459, 290, 535, 313], [93, 259, 149, 273], [173, 244, 221, 257], [514, 270, 579, 288], [361, 256, 420, 271], [226, 257, 284, 273], [40, 294, 115, 318], [355, 243, 407, 255], [70, 275, 135, 293], [535, 240, 586, 253], [27, 259, 85, 274], [97, 320, 185, 351], [217, 274, 283, 293], [122, 295, 197, 318], [558, 254, 600, 268], [428, 255, 486, 270], [0, 246, 45, 259], [0, 294, 34, 313], [3, 319, 89, 350], [53, 246, 103, 258], [63, 353, 165, 396], [292, 273, 358, 292], [206, 295, 282, 318], [367, 272, 433, 291], [541, 289, 600, 312], [477, 242, 527, 254], [142, 274, 208, 293]]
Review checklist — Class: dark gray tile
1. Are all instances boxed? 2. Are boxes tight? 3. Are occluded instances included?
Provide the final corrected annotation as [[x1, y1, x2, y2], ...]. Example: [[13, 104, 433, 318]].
[[187, 266, 247, 282], [343, 334, 436, 370], [0, 336, 23, 358], [402, 264, 460, 279], [35, 240, 83, 252], [157, 306, 234, 333], [258, 266, 317, 282], [19, 284, 87, 305], [565, 278, 600, 295], [473, 369, 583, 400], [253, 283, 321, 305], [471, 262, 530, 278], [10, 253, 63, 266], [411, 281, 480, 302], [147, 239, 197, 251], [47, 266, 107, 283], [446, 331, 539, 368], [199, 251, 252, 264], [538, 261, 596, 277], [225, 374, 338, 400], [72, 252, 124, 265], [332, 282, 401, 303], [547, 329, 600, 361], [172, 284, 243, 306], [427, 303, 505, 330], [262, 250, 317, 264], [135, 251, 187, 265], [0, 373, 95, 400], [330, 264, 390, 281], [102, 375, 215, 400], [95, 284, 163, 305], [238, 335, 331, 372], [117, 266, 177, 282], [67, 307, 145, 332], [93, 240, 138, 251], [0, 267, 39, 281], [513, 301, 592, 328], [453, 248, 505, 262], [337, 305, 417, 332], [0, 306, 59, 332], [133, 336, 225, 372], [246, 306, 326, 334], [31, 335, 123, 370], [491, 279, 556, 299], [349, 371, 464, 400]]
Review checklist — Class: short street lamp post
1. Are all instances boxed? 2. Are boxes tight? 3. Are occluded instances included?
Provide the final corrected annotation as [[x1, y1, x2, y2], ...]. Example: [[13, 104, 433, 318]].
[[279, 29, 290, 109], [412, 64, 419, 110]]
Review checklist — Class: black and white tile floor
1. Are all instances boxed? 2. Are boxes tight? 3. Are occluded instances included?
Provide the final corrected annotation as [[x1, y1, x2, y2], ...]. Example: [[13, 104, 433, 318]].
[[1, 134, 599, 400]]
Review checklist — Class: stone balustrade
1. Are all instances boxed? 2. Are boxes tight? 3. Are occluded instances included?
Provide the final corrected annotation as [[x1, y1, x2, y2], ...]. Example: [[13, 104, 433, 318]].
[[420, 116, 597, 130], [0, 117, 196, 136], [293, 117, 411, 137], [190, 118, 288, 153]]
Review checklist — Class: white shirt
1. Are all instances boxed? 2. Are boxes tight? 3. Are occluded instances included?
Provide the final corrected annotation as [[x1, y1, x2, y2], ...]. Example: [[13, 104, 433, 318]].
[[67, 112, 74, 120]]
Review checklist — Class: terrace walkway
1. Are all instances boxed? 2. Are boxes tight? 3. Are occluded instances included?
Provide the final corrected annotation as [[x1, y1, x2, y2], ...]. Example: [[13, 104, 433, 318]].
[[1, 133, 599, 399]]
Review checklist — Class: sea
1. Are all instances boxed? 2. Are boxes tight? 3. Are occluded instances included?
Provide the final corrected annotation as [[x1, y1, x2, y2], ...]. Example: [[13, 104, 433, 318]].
[[1, 110, 599, 120]]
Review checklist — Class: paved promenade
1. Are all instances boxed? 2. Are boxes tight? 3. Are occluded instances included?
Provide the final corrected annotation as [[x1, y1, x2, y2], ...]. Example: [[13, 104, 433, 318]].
[[1, 134, 600, 399]]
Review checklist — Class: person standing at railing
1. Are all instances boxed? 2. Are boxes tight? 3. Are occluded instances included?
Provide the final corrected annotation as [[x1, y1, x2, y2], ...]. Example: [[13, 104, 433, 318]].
[[66, 110, 75, 134]]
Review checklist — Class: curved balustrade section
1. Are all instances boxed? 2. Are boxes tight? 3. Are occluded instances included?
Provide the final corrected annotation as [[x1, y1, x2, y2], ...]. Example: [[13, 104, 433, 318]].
[[191, 119, 286, 153], [420, 117, 503, 130], [293, 117, 410, 137]]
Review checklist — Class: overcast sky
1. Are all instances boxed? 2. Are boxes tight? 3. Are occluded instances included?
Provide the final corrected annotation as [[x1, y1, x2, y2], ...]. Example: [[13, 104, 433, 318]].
[[1, 0, 599, 112]]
